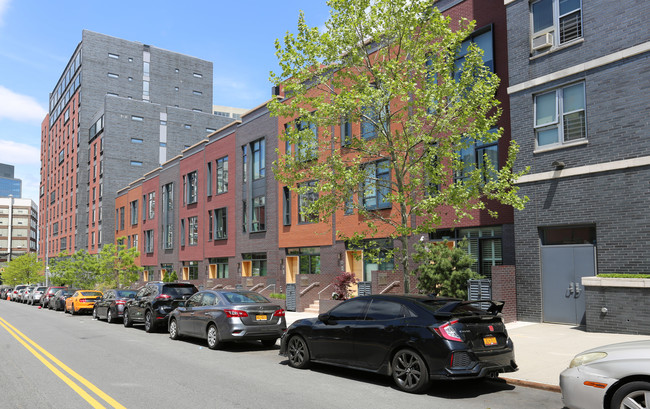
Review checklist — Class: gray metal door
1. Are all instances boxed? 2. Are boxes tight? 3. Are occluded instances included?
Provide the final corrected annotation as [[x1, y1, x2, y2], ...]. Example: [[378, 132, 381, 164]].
[[357, 281, 372, 296], [467, 279, 492, 311], [542, 245, 595, 325], [286, 283, 297, 312]]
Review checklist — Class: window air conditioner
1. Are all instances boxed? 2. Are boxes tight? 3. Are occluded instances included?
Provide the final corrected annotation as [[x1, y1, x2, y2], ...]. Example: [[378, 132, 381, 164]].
[[532, 32, 554, 51]]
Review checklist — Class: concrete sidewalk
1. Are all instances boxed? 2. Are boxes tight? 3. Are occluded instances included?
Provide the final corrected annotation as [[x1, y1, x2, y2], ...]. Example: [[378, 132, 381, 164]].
[[285, 312, 650, 390]]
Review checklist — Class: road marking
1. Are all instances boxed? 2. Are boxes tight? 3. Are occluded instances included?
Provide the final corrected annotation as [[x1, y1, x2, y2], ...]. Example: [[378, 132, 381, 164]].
[[0, 316, 127, 409]]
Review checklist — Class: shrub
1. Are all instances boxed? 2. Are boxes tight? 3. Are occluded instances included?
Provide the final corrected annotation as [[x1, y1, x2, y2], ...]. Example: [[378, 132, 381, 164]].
[[332, 272, 358, 300]]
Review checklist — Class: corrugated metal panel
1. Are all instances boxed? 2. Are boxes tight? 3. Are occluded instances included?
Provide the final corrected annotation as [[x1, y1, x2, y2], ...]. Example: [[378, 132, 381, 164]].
[[286, 283, 297, 312], [467, 279, 492, 310]]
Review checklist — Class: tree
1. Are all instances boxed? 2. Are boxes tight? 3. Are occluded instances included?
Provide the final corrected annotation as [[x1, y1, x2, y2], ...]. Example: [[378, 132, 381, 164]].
[[96, 241, 142, 289], [163, 270, 178, 283], [2, 253, 44, 286], [269, 0, 527, 292], [49, 249, 98, 288], [413, 239, 481, 299]]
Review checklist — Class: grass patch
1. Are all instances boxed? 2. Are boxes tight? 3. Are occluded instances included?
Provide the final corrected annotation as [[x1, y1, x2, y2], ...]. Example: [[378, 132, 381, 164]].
[[268, 292, 286, 299], [598, 274, 650, 279]]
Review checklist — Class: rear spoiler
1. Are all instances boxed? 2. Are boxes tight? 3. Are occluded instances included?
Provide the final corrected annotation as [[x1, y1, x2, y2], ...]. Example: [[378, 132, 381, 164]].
[[433, 299, 505, 318]]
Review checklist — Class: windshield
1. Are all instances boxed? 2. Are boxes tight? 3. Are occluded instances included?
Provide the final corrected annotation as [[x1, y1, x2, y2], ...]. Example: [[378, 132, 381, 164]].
[[222, 292, 271, 304]]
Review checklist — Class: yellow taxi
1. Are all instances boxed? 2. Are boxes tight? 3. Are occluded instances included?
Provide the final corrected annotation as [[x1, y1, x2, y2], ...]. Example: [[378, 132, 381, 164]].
[[65, 290, 103, 315]]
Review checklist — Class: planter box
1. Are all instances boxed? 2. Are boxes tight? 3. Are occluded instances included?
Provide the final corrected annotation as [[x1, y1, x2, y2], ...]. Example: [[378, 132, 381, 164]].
[[583, 277, 650, 335]]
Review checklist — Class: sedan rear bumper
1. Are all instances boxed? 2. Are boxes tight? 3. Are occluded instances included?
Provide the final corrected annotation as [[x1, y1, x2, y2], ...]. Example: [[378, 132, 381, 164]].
[[220, 320, 286, 342]]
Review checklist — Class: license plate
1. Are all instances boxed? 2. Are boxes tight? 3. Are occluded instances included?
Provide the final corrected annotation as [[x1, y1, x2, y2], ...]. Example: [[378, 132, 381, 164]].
[[483, 336, 497, 346], [256, 315, 267, 321]]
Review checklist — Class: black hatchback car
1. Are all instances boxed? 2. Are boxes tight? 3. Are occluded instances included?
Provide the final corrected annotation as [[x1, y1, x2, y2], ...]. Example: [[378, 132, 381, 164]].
[[280, 294, 517, 393], [123, 282, 198, 332]]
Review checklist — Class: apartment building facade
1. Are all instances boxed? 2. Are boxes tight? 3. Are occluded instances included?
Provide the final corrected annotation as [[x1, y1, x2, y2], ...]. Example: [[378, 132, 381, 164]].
[[39, 30, 233, 263], [506, 0, 650, 324], [0, 198, 38, 263]]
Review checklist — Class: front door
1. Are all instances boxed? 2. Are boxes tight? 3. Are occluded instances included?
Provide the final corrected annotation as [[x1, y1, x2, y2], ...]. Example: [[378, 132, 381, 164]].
[[542, 245, 595, 325]]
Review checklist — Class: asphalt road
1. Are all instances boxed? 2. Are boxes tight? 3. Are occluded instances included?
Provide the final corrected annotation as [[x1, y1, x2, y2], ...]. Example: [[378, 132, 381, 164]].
[[0, 300, 565, 409]]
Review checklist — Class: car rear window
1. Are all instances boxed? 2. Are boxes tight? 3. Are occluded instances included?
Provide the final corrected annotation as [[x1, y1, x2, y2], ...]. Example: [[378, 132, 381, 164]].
[[80, 291, 102, 297], [37, 287, 48, 291], [163, 285, 197, 296], [222, 292, 270, 304], [116, 290, 137, 298]]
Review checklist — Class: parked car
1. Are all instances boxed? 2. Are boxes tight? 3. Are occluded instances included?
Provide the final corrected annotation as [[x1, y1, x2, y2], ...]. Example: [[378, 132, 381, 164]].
[[1, 287, 12, 300], [168, 290, 286, 349], [93, 289, 138, 323], [41, 286, 67, 307], [65, 290, 103, 315], [123, 282, 198, 332], [49, 289, 75, 311], [560, 340, 650, 409], [280, 294, 517, 393], [21, 285, 36, 303], [10, 285, 27, 301], [27, 286, 48, 306]]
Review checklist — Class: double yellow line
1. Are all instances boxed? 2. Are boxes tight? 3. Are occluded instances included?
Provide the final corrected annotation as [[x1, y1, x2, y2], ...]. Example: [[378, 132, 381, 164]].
[[0, 316, 127, 409]]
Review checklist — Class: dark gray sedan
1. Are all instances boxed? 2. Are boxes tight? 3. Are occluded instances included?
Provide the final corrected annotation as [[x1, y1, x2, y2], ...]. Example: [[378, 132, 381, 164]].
[[168, 290, 286, 349]]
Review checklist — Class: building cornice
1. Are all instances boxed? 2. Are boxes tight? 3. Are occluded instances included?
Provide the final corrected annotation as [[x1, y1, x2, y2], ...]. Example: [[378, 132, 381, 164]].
[[516, 156, 650, 184]]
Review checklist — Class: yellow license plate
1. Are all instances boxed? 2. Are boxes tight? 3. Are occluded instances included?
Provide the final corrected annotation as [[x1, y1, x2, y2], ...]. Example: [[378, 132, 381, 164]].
[[256, 315, 267, 321], [483, 336, 497, 346]]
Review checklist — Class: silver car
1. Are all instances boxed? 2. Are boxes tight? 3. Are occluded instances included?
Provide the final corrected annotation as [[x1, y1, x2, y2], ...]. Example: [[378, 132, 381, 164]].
[[168, 290, 286, 349], [560, 340, 650, 409]]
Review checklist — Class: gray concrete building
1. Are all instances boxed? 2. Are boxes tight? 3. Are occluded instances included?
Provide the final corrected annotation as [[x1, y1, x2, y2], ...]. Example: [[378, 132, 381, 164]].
[[0, 197, 38, 263], [39, 30, 234, 262], [506, 0, 650, 324]]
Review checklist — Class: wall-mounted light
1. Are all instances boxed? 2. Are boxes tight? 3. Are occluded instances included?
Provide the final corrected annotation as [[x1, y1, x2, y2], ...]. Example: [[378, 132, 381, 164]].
[[551, 160, 566, 169]]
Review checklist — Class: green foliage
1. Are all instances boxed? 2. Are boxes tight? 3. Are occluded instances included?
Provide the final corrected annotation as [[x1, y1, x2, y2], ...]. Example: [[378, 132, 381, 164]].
[[269, 0, 528, 292], [598, 274, 650, 279], [163, 270, 178, 283], [268, 292, 287, 300], [413, 240, 482, 299], [2, 253, 44, 286], [96, 242, 142, 288]]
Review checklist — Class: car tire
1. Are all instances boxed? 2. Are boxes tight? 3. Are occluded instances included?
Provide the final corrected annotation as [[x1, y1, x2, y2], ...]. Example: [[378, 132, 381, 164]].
[[107, 309, 114, 324], [611, 381, 650, 409], [123, 309, 133, 327], [207, 324, 221, 350], [391, 349, 430, 394], [71, 304, 77, 315], [287, 335, 310, 369], [144, 310, 155, 333], [261, 338, 278, 348], [92, 307, 98, 320], [169, 318, 180, 340]]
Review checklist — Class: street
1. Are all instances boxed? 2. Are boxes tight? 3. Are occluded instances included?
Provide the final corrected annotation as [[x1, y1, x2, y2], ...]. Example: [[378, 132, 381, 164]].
[[0, 300, 564, 409]]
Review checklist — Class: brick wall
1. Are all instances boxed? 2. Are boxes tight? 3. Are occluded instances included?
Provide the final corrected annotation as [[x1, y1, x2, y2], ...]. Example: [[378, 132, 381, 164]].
[[585, 284, 650, 335], [491, 265, 517, 323]]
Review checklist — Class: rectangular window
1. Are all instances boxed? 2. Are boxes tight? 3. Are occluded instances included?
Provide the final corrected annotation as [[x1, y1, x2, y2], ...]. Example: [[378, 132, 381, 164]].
[[162, 183, 174, 249], [216, 258, 229, 278], [185, 171, 198, 204], [180, 219, 185, 247], [534, 82, 585, 148], [456, 131, 499, 183], [252, 196, 265, 232], [132, 234, 138, 250], [208, 210, 213, 240], [214, 207, 227, 239], [206, 162, 212, 196], [143, 62, 150, 76], [131, 161, 143, 166], [119, 207, 125, 231], [130, 200, 138, 225], [131, 115, 143, 122], [188, 216, 198, 246], [298, 181, 318, 223], [193, 90, 202, 95], [148, 191, 155, 219], [282, 186, 291, 226], [531, 0, 582, 51], [145, 230, 154, 254], [193, 72, 203, 78], [287, 247, 321, 275], [242, 146, 248, 183], [455, 26, 494, 76], [242, 253, 267, 277], [131, 138, 143, 144], [341, 116, 352, 147], [252, 139, 265, 180], [216, 156, 228, 194], [186, 261, 199, 280], [296, 119, 318, 161], [362, 160, 391, 210], [107, 73, 119, 79], [108, 53, 119, 59], [242, 200, 247, 233]]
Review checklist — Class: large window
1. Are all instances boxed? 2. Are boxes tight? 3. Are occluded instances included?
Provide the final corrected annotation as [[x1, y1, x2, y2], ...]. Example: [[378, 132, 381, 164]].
[[243, 253, 267, 277], [296, 119, 318, 161], [209, 258, 229, 279], [214, 207, 227, 239], [287, 247, 321, 275], [362, 160, 391, 210], [298, 181, 318, 223], [216, 156, 228, 194], [252, 196, 265, 232], [535, 82, 586, 148], [456, 132, 499, 183], [144, 230, 154, 254], [188, 216, 198, 246], [185, 261, 199, 280], [162, 183, 174, 249], [429, 227, 503, 279], [130, 200, 138, 225], [148, 192, 155, 219], [119, 207, 125, 230], [361, 87, 389, 140], [531, 0, 582, 51], [455, 26, 494, 76], [252, 139, 265, 180], [185, 171, 198, 204]]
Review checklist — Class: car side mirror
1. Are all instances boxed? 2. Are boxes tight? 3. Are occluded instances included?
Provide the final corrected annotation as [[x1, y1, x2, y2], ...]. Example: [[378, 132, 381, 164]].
[[318, 313, 334, 324]]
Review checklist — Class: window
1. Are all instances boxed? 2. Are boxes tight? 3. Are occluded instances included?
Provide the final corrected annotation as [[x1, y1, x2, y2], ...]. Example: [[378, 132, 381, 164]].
[[282, 186, 291, 226], [208, 210, 213, 240], [193, 72, 202, 78], [131, 115, 143, 122], [188, 216, 198, 246], [362, 160, 391, 210], [531, 0, 582, 50], [185, 171, 198, 204], [131, 161, 143, 166], [216, 156, 228, 194], [252, 197, 265, 232], [252, 139, 265, 180], [329, 299, 369, 321], [193, 90, 202, 95], [206, 128, 216, 133], [535, 82, 585, 148], [143, 62, 150, 76], [430, 227, 503, 279], [130, 200, 138, 225], [162, 183, 174, 249], [185, 261, 199, 280], [108, 73, 119, 78], [242, 200, 248, 233], [131, 138, 143, 144], [361, 90, 389, 140], [119, 207, 125, 231], [456, 132, 499, 183], [108, 53, 119, 59], [242, 146, 248, 183], [214, 207, 227, 239], [180, 219, 185, 247], [341, 116, 352, 147], [132, 234, 138, 250], [206, 162, 212, 196], [287, 247, 320, 274], [296, 119, 318, 161], [365, 300, 407, 321], [184, 124, 192, 129], [361, 239, 395, 281], [298, 181, 318, 223], [455, 26, 494, 76], [148, 192, 155, 219], [145, 230, 154, 254], [242, 253, 267, 277], [214, 258, 229, 278]]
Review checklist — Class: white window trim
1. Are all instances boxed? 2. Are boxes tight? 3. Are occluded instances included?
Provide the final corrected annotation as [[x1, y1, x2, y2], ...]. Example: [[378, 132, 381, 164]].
[[533, 81, 586, 150]]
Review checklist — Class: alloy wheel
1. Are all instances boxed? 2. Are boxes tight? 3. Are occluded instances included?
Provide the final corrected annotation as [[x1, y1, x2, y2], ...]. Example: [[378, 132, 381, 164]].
[[287, 336, 310, 369], [392, 349, 430, 393]]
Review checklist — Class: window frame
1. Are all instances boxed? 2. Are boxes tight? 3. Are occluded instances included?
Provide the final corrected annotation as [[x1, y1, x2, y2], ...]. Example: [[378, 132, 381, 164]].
[[534, 82, 586, 150], [530, 0, 583, 52], [362, 160, 391, 210], [214, 207, 228, 240]]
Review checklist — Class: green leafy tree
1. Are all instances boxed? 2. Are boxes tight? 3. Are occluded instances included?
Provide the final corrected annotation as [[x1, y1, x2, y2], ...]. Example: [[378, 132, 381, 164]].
[[413, 239, 481, 299], [2, 253, 44, 286], [163, 270, 178, 283], [269, 0, 527, 292], [96, 240, 142, 289], [49, 249, 99, 288]]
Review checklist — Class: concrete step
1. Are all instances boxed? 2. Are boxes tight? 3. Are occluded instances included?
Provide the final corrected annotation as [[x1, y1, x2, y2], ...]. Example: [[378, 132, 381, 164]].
[[304, 299, 320, 314]]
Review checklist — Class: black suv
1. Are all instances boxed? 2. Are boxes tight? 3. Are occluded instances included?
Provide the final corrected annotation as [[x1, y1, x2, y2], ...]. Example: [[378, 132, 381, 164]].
[[123, 282, 198, 332]]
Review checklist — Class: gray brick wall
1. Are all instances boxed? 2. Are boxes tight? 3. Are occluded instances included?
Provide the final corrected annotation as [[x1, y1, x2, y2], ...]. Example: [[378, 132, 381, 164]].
[[585, 285, 650, 335]]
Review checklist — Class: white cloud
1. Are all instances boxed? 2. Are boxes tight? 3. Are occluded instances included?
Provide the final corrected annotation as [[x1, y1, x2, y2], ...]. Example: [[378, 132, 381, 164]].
[[0, 86, 47, 123], [0, 140, 40, 165], [0, 0, 10, 26]]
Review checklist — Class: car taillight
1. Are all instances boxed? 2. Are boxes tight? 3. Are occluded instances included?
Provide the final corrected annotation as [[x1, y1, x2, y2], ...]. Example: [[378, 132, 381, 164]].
[[432, 320, 463, 342], [115, 300, 126, 305], [224, 309, 249, 318], [273, 309, 286, 317], [79, 299, 87, 303], [155, 294, 172, 300]]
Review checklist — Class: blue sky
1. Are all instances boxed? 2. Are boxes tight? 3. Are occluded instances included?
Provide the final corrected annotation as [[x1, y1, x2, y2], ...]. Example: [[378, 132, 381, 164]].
[[0, 0, 330, 203]]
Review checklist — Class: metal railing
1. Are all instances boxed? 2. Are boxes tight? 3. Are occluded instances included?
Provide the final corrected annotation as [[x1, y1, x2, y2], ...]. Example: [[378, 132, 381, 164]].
[[300, 282, 320, 296], [257, 284, 276, 294], [380, 281, 400, 294], [249, 283, 264, 292], [317, 284, 333, 300]]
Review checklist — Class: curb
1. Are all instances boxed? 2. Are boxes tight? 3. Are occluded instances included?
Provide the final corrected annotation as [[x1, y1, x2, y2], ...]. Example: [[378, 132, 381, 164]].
[[501, 377, 561, 393]]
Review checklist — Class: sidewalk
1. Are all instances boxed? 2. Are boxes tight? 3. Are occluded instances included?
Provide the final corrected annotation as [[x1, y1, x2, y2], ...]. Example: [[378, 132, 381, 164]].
[[285, 312, 650, 390]]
